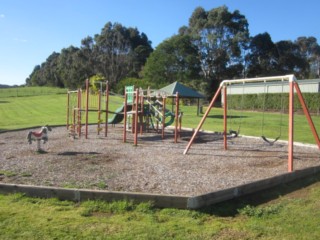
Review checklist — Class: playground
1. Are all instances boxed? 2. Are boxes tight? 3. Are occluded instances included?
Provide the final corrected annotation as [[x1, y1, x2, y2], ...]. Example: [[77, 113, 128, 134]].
[[1, 75, 320, 208]]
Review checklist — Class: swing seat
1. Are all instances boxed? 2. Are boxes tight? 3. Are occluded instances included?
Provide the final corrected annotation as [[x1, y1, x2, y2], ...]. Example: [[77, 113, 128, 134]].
[[261, 136, 280, 146], [229, 130, 239, 138]]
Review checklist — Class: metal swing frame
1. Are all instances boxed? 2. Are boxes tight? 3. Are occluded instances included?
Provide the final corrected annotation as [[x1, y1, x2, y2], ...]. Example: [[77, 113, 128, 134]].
[[183, 75, 320, 172]]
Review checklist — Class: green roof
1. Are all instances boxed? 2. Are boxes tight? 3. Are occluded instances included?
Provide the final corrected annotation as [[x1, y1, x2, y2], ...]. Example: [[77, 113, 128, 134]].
[[158, 81, 205, 98]]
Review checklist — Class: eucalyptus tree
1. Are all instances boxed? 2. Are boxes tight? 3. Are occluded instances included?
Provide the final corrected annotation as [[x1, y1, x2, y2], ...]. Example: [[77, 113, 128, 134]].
[[58, 46, 87, 88], [93, 22, 152, 88], [246, 32, 279, 77], [276, 40, 309, 79], [143, 34, 201, 87], [295, 36, 320, 78], [26, 52, 62, 87], [186, 6, 250, 95]]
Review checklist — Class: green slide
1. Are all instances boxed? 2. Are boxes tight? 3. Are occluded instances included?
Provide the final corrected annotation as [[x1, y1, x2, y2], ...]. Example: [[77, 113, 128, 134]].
[[108, 104, 132, 125]]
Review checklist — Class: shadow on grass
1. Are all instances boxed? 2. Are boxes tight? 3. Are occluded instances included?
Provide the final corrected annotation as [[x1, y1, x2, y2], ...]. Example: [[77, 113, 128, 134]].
[[57, 151, 101, 156], [206, 114, 248, 119], [199, 172, 320, 217]]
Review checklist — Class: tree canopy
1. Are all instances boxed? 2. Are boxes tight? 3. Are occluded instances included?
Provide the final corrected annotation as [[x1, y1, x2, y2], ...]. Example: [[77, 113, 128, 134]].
[[26, 6, 320, 98]]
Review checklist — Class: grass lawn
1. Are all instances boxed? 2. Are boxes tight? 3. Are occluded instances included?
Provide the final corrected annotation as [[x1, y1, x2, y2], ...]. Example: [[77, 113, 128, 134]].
[[1, 173, 320, 239], [1, 87, 320, 239], [0, 92, 319, 145]]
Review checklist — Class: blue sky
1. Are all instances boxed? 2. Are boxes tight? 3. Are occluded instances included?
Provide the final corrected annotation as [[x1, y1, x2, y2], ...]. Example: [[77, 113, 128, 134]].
[[1, 0, 319, 86]]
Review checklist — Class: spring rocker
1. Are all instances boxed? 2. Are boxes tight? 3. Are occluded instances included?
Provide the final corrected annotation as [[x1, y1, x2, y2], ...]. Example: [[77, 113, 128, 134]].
[[27, 125, 52, 152]]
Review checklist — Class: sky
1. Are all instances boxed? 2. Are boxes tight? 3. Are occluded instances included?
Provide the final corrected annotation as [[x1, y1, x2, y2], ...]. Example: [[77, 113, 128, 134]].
[[1, 0, 320, 86]]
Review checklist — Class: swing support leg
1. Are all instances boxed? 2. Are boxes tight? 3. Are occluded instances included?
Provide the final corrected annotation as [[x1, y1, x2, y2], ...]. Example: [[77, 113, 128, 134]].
[[288, 81, 294, 172], [294, 82, 320, 148], [184, 85, 222, 154], [223, 86, 228, 150]]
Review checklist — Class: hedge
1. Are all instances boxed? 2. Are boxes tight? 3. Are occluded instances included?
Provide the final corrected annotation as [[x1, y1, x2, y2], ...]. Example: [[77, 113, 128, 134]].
[[227, 93, 320, 114]]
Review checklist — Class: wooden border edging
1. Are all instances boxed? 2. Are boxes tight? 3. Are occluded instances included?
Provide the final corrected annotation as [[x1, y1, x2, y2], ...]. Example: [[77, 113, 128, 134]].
[[187, 165, 320, 209], [1, 165, 320, 209], [0, 184, 189, 209]]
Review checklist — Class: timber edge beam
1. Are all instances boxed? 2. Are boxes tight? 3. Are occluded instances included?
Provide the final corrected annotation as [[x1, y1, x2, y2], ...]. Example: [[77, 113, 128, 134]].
[[1, 165, 320, 210]]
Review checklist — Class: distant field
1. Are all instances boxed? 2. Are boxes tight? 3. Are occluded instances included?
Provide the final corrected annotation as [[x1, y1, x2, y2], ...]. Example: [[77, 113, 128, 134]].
[[0, 86, 66, 98], [0, 87, 319, 145]]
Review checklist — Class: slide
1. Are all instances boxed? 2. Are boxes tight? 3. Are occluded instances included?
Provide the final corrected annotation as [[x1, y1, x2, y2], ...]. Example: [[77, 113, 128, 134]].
[[108, 104, 132, 125], [147, 102, 175, 128]]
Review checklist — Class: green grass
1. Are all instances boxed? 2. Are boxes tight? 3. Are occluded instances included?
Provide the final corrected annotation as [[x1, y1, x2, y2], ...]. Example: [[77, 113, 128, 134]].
[[1, 173, 320, 239], [0, 86, 66, 98], [0, 89, 320, 238], [0, 92, 319, 145]]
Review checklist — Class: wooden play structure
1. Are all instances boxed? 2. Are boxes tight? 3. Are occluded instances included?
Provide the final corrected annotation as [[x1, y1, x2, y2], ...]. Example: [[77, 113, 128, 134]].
[[184, 75, 320, 172], [66, 79, 183, 144]]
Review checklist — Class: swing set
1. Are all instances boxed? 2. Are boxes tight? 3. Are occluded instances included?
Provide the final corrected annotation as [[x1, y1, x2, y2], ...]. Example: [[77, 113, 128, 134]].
[[184, 75, 320, 172]]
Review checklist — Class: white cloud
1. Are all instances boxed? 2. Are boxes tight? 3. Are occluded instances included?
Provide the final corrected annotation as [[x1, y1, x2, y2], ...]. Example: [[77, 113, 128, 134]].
[[0, 14, 5, 18]]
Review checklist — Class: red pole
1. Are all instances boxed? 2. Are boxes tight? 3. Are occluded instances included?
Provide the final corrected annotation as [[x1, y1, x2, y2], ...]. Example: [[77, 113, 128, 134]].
[[123, 93, 128, 143], [67, 91, 70, 129], [78, 89, 81, 138], [223, 86, 228, 150], [294, 82, 320, 148], [134, 89, 139, 145], [85, 79, 89, 139], [184, 85, 223, 155], [174, 93, 179, 143], [105, 82, 109, 137], [162, 96, 166, 139], [174, 92, 179, 143], [288, 81, 294, 172], [140, 93, 144, 135], [98, 90, 101, 135]]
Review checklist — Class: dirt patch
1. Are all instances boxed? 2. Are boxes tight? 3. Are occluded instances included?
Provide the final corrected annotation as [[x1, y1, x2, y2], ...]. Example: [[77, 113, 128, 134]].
[[0, 125, 319, 196]]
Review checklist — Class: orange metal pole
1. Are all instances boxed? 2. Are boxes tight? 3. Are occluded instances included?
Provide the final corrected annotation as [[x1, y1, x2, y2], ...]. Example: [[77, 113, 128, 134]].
[[98, 90, 101, 135], [162, 96, 166, 139], [294, 82, 320, 148], [123, 93, 128, 143], [67, 91, 70, 129], [78, 89, 82, 138], [174, 92, 179, 143], [85, 79, 89, 139], [134, 89, 139, 145], [140, 94, 144, 135], [184, 85, 223, 154], [223, 86, 228, 150], [105, 82, 109, 137], [288, 81, 294, 172]]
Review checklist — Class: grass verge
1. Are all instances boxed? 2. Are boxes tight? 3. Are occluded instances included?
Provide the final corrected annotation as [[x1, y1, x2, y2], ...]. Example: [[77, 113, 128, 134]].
[[1, 172, 320, 239]]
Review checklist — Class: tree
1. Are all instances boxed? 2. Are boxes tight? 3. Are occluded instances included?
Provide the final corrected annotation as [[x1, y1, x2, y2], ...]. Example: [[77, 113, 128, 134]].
[[276, 40, 309, 79], [186, 6, 250, 95], [142, 34, 201, 87], [26, 52, 62, 87], [295, 36, 320, 78], [94, 22, 152, 89], [58, 46, 87, 88], [246, 32, 279, 77]]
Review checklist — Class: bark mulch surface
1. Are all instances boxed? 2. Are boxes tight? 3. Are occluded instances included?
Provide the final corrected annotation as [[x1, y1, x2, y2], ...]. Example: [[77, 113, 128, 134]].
[[0, 125, 319, 196]]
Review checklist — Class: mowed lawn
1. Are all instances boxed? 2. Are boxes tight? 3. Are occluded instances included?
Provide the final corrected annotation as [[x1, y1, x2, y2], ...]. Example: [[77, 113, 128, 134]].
[[1, 88, 320, 239], [0, 174, 320, 239], [0, 91, 320, 145]]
